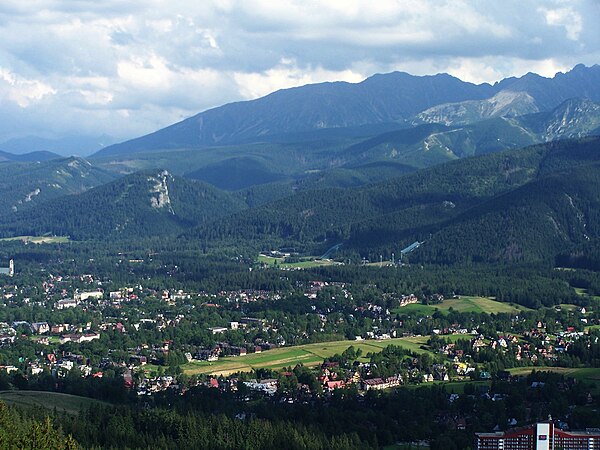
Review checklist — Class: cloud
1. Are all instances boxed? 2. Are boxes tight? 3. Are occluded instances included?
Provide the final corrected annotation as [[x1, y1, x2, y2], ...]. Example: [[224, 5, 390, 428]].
[[0, 68, 56, 107], [233, 59, 364, 99], [542, 6, 583, 41], [0, 0, 598, 144]]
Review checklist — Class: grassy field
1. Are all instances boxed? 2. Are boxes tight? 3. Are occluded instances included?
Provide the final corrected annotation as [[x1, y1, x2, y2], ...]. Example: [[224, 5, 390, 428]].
[[0, 390, 108, 414], [507, 367, 600, 386], [402, 380, 491, 394], [257, 254, 338, 269], [30, 335, 61, 344], [183, 338, 415, 376], [0, 235, 70, 244], [393, 296, 530, 316], [575, 287, 600, 303], [182, 334, 473, 376]]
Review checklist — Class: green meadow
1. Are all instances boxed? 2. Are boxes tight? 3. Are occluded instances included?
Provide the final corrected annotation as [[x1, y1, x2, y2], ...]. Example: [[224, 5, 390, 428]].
[[0, 390, 108, 415], [393, 295, 530, 315]]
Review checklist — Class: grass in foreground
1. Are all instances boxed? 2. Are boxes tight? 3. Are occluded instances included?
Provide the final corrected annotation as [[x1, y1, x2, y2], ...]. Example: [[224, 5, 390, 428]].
[[0, 390, 108, 415]]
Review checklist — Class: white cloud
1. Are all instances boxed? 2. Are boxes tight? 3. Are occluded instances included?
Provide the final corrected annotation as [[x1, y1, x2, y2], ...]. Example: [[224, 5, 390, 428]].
[[233, 60, 364, 99], [542, 7, 583, 41], [0, 68, 56, 107]]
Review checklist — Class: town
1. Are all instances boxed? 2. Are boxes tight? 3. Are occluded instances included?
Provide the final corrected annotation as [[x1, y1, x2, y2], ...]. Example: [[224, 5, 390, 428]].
[[1, 263, 598, 407]]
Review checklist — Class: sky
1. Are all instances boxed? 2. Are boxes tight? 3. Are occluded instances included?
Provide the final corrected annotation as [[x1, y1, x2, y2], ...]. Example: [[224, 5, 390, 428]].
[[0, 0, 599, 145]]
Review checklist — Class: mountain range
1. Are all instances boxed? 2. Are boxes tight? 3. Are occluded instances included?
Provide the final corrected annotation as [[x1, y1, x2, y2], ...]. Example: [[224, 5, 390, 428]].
[[1, 64, 600, 266], [0, 134, 117, 157], [87, 64, 600, 191], [95, 64, 600, 158]]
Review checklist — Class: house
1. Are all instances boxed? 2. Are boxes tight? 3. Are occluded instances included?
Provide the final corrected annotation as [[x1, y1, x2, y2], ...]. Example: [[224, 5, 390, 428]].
[[243, 379, 278, 395], [208, 326, 228, 335], [123, 370, 134, 389], [240, 317, 266, 327], [59, 332, 100, 344], [56, 299, 78, 309], [0, 260, 14, 277], [230, 346, 247, 356], [362, 376, 402, 390], [197, 349, 219, 362], [326, 380, 345, 391], [31, 322, 50, 334], [0, 334, 15, 345], [51, 324, 67, 334], [129, 355, 148, 366], [77, 291, 103, 301]]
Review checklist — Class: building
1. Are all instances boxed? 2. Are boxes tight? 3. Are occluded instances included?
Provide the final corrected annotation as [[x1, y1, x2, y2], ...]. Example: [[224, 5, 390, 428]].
[[77, 291, 104, 301], [0, 259, 14, 277], [208, 326, 228, 335], [476, 422, 600, 449], [56, 299, 78, 309], [31, 322, 50, 334]]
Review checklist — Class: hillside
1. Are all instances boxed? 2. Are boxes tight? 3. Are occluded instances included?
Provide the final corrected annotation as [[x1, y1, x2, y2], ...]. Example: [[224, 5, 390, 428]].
[[414, 162, 600, 264], [88, 68, 600, 192], [0, 170, 247, 240], [0, 157, 116, 215], [188, 137, 600, 262], [0, 150, 60, 162], [89, 98, 600, 192], [95, 71, 494, 157], [340, 99, 600, 169], [96, 65, 600, 160], [3, 135, 600, 266]]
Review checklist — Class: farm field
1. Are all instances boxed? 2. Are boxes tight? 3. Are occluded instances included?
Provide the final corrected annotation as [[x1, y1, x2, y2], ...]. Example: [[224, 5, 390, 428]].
[[182, 334, 473, 376], [257, 254, 339, 269], [0, 235, 70, 244], [393, 295, 530, 315], [0, 390, 108, 414]]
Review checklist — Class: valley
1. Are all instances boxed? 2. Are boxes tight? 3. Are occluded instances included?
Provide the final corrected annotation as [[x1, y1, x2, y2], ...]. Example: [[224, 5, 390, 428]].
[[1, 64, 600, 450]]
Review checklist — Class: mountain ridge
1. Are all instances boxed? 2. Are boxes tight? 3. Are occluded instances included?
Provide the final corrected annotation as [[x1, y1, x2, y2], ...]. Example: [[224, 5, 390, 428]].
[[95, 65, 600, 158]]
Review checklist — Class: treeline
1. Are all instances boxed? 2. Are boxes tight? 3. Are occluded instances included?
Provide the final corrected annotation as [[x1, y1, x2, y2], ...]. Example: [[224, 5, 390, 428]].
[[63, 405, 369, 450], [2, 234, 590, 310], [0, 402, 77, 449]]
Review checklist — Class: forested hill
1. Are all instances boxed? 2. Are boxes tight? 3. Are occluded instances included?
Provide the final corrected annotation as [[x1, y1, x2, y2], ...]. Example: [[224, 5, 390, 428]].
[[0, 157, 116, 215], [2, 137, 599, 264], [0, 170, 246, 240], [187, 137, 600, 262], [406, 162, 600, 264]]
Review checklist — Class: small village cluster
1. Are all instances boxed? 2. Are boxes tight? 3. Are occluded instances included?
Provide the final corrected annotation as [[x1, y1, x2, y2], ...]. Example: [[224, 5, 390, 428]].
[[0, 269, 597, 401]]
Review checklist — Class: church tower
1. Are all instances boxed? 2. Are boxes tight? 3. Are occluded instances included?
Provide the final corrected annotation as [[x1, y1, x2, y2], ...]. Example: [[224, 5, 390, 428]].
[[8, 259, 13, 277]]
